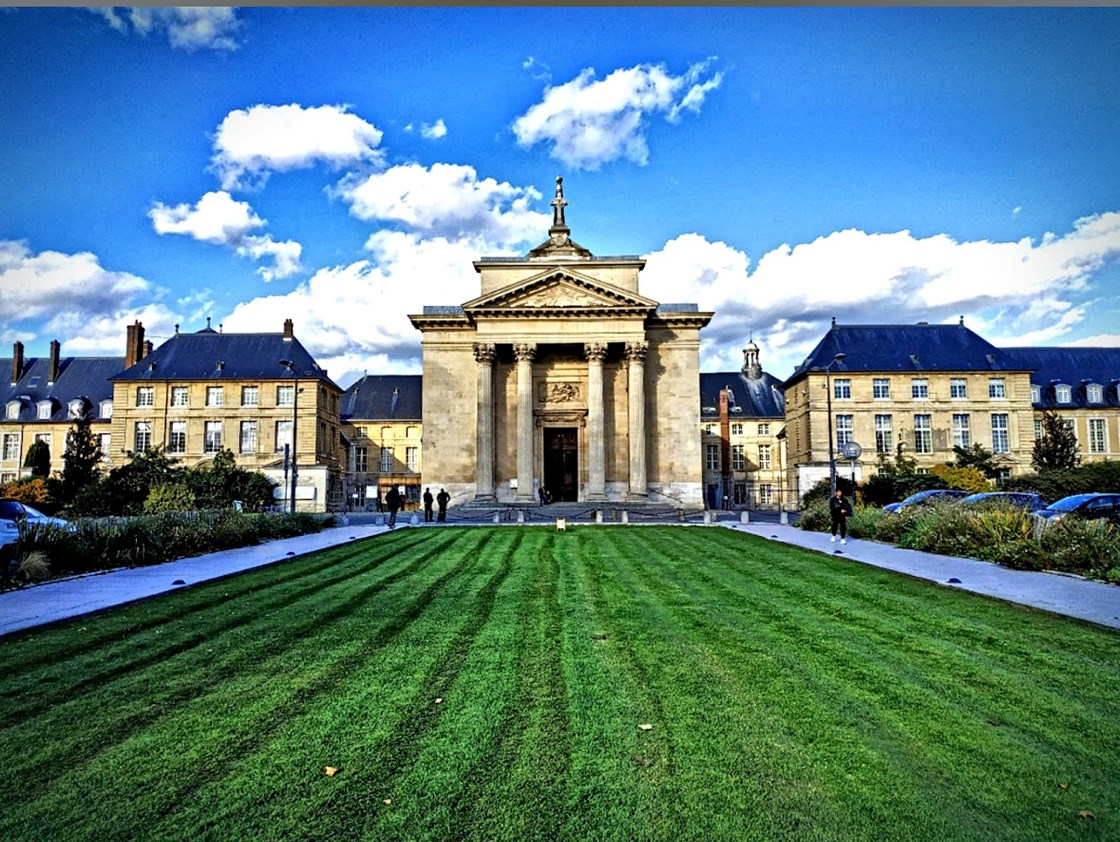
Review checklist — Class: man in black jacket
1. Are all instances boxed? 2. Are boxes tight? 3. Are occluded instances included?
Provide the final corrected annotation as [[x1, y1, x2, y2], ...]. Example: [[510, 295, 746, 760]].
[[829, 488, 853, 544], [386, 485, 401, 528]]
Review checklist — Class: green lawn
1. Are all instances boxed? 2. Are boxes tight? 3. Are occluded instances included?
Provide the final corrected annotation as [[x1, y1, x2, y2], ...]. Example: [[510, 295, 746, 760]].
[[1, 526, 1118, 841]]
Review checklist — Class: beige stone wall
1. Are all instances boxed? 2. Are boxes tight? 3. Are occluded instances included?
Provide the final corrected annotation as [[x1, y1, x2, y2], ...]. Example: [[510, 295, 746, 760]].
[[418, 336, 477, 494], [0, 418, 112, 481], [476, 261, 643, 295], [646, 325, 704, 507]]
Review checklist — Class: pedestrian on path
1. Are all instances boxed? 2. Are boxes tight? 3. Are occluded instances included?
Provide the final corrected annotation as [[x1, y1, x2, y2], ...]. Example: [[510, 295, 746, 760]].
[[436, 488, 450, 522], [423, 487, 434, 522], [386, 485, 401, 528], [830, 488, 852, 544]]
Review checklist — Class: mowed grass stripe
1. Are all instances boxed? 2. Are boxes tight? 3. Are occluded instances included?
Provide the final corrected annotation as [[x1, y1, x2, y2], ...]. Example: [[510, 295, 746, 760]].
[[0, 529, 500, 838]]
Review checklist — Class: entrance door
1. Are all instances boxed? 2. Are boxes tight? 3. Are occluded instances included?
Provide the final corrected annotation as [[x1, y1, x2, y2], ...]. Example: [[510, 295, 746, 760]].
[[544, 427, 579, 502]]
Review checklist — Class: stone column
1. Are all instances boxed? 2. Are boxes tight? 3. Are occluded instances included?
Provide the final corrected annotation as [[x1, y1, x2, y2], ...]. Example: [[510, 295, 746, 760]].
[[625, 341, 649, 500], [584, 342, 608, 501], [513, 342, 537, 503], [473, 343, 496, 502]]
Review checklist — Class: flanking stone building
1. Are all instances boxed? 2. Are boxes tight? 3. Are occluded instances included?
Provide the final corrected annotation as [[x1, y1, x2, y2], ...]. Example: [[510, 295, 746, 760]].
[[408, 178, 712, 508]]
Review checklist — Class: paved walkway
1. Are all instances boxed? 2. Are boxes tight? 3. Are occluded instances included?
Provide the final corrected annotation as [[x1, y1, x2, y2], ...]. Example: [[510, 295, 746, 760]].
[[727, 522, 1120, 630], [2, 520, 1118, 638]]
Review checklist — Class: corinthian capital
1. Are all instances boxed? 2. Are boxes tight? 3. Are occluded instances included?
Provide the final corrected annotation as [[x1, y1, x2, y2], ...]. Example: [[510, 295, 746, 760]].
[[513, 342, 537, 362], [624, 341, 648, 363], [584, 342, 608, 363], [472, 343, 496, 364]]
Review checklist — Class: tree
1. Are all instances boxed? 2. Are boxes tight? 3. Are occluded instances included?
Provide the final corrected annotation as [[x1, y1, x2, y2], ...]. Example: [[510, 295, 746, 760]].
[[1032, 409, 1080, 472], [23, 439, 51, 478], [60, 404, 101, 503], [952, 444, 999, 479]]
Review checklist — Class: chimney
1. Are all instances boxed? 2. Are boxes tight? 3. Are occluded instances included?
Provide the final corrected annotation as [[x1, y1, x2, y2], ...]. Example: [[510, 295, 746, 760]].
[[125, 320, 145, 368], [283, 318, 294, 340], [11, 341, 24, 385], [142, 340, 153, 359], [48, 340, 60, 385]]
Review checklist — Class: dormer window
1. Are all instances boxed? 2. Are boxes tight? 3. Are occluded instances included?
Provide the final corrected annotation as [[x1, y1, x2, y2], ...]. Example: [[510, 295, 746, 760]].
[[1087, 383, 1103, 403], [37, 401, 52, 420], [1031, 385, 1041, 404], [99, 399, 113, 419], [68, 399, 85, 419], [1055, 384, 1071, 404], [6, 401, 20, 420]]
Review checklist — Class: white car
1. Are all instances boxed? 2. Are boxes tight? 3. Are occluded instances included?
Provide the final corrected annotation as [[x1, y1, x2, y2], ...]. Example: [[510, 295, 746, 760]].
[[0, 499, 72, 548]]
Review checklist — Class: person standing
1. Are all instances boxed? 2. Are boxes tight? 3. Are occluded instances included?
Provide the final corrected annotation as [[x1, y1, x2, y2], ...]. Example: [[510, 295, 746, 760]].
[[386, 485, 401, 528], [830, 487, 853, 544], [423, 487, 434, 522], [436, 488, 450, 522]]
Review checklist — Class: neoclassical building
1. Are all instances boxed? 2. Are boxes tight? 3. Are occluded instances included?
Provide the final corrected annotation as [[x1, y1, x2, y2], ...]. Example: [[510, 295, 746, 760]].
[[408, 179, 712, 508]]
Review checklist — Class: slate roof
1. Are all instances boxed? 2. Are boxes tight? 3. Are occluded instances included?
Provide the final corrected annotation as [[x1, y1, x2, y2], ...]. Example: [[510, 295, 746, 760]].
[[341, 375, 422, 422], [110, 330, 338, 388], [700, 371, 786, 419], [786, 322, 1023, 385], [1, 356, 122, 423], [1002, 347, 1120, 409]]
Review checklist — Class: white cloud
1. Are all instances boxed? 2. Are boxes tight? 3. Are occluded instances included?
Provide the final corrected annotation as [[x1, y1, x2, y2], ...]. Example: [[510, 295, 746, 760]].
[[335, 163, 548, 244], [0, 240, 181, 353], [641, 212, 1120, 378], [91, 7, 241, 52], [211, 103, 385, 191], [1062, 334, 1120, 347], [149, 190, 302, 280], [511, 61, 724, 170], [421, 119, 448, 140]]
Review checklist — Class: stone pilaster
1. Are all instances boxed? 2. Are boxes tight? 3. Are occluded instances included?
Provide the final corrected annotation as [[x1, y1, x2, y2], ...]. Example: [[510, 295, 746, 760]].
[[473, 343, 496, 502], [625, 341, 648, 499], [584, 342, 608, 500], [513, 342, 537, 502]]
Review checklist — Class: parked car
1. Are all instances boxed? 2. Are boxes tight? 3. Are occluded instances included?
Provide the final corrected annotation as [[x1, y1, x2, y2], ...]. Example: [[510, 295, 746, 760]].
[[0, 499, 72, 548], [882, 489, 969, 513], [1033, 493, 1120, 525], [958, 491, 1047, 512]]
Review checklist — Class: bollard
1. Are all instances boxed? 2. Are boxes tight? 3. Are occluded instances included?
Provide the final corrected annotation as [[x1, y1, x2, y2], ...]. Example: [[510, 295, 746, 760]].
[[780, 511, 789, 525], [410, 513, 420, 525], [517, 510, 525, 524], [678, 509, 685, 522], [703, 510, 712, 525], [375, 514, 385, 526], [492, 513, 500, 524], [740, 510, 750, 524], [595, 510, 603, 524], [556, 517, 567, 532], [621, 510, 629, 525]]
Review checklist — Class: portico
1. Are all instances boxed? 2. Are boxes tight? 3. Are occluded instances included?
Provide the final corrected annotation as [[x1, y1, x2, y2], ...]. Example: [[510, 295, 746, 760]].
[[409, 178, 711, 509]]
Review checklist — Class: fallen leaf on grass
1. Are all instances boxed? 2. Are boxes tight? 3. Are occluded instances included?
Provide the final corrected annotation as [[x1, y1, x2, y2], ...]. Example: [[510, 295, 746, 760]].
[[1079, 810, 1096, 820], [324, 766, 340, 777], [435, 698, 443, 704], [384, 799, 392, 806], [1058, 783, 1069, 790], [638, 723, 654, 732]]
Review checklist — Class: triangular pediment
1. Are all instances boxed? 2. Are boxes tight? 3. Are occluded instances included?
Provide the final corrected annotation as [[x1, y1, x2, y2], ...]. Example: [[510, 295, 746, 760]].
[[462, 269, 658, 314]]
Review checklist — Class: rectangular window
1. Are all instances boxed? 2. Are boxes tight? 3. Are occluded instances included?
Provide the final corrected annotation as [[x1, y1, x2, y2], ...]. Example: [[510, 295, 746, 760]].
[[277, 385, 294, 406], [950, 378, 967, 399], [758, 444, 772, 470], [833, 379, 851, 400], [406, 447, 418, 471], [705, 444, 720, 471], [911, 379, 929, 400], [873, 378, 890, 400], [100, 400, 113, 419], [355, 446, 368, 472], [240, 420, 258, 454], [875, 415, 893, 454], [136, 386, 154, 407], [758, 423, 770, 435], [37, 402, 51, 420], [168, 421, 186, 453], [731, 444, 745, 471], [2, 434, 19, 460], [988, 378, 1006, 399], [730, 422, 744, 436], [380, 447, 394, 473], [758, 484, 773, 506], [1089, 419, 1106, 454], [204, 421, 222, 453], [99, 433, 111, 457], [1056, 384, 1071, 403], [703, 423, 716, 436], [914, 414, 932, 454], [275, 420, 293, 453], [991, 413, 1009, 454], [241, 386, 259, 407], [206, 386, 224, 407], [170, 386, 189, 407], [952, 414, 971, 448], [34, 433, 50, 446], [356, 425, 368, 438], [836, 414, 853, 448], [1087, 384, 1103, 403], [1034, 419, 1043, 440], [134, 421, 152, 452], [733, 483, 747, 505]]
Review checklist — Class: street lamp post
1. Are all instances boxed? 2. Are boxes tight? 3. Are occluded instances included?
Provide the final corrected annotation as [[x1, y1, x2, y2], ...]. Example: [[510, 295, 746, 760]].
[[279, 359, 298, 513], [823, 352, 846, 495]]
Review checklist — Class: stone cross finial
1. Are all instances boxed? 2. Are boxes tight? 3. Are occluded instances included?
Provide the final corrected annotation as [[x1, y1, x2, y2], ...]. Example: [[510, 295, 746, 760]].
[[551, 176, 567, 229]]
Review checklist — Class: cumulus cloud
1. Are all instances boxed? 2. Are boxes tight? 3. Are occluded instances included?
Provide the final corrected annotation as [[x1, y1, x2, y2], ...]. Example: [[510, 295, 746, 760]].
[[149, 190, 302, 280], [335, 163, 549, 243], [511, 60, 723, 170], [421, 119, 448, 140], [0, 240, 180, 353], [211, 103, 385, 191], [641, 212, 1120, 378], [91, 7, 241, 52]]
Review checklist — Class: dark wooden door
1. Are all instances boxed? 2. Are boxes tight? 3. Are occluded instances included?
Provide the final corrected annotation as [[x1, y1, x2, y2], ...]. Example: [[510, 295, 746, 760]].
[[544, 427, 579, 502]]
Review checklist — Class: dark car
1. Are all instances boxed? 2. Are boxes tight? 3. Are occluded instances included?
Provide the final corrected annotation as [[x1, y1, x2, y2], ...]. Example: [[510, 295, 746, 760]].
[[882, 489, 969, 513], [0, 499, 72, 548], [1034, 493, 1120, 525], [959, 491, 1047, 512]]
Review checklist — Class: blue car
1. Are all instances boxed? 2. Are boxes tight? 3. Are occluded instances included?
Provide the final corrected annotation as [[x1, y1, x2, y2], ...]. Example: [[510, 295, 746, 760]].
[[1034, 493, 1120, 525], [882, 489, 969, 513], [958, 491, 1047, 512]]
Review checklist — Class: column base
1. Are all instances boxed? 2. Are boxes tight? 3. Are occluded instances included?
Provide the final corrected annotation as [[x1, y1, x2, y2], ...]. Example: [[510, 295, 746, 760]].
[[586, 492, 607, 502], [473, 493, 496, 504], [514, 493, 536, 504], [627, 491, 648, 502]]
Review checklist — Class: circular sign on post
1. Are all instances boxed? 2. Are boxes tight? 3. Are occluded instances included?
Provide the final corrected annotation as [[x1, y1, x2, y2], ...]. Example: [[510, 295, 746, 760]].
[[842, 441, 863, 460]]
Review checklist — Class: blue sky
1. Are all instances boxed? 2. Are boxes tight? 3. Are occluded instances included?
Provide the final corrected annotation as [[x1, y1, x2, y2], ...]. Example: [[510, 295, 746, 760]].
[[2, 6, 1118, 386]]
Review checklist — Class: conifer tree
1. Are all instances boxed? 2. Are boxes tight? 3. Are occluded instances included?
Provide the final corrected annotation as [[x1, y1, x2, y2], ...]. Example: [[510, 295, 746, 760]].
[[61, 403, 102, 501], [1031, 409, 1080, 472]]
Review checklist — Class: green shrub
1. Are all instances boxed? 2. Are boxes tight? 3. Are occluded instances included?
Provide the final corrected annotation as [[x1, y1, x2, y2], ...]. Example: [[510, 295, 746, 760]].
[[797, 499, 831, 532], [1039, 517, 1120, 576], [847, 506, 882, 539], [144, 483, 197, 513]]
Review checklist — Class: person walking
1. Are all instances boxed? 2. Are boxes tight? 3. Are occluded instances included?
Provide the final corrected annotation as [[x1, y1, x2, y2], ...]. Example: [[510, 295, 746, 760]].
[[423, 487, 434, 522], [436, 488, 450, 522], [829, 487, 853, 544], [386, 485, 401, 528]]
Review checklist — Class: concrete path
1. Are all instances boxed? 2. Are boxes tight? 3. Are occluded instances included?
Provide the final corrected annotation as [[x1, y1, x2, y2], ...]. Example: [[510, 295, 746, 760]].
[[726, 522, 1120, 631]]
